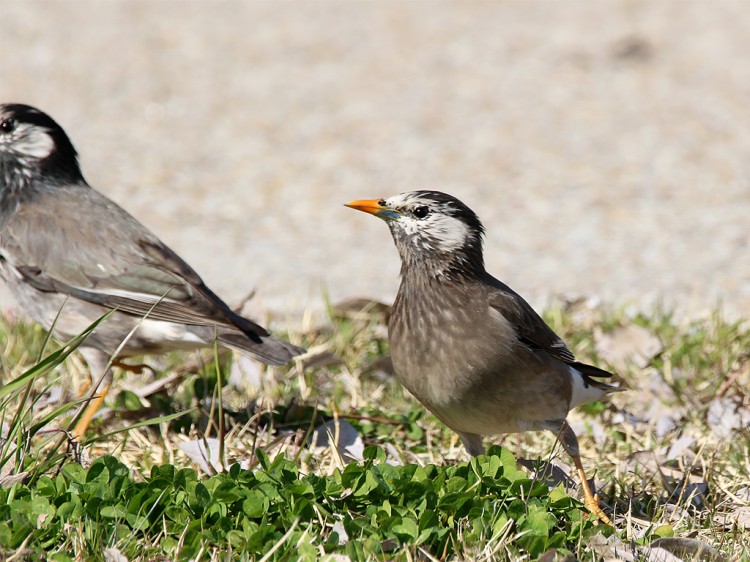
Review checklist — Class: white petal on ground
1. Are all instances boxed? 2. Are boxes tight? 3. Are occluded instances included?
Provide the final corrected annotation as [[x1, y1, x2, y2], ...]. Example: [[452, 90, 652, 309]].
[[228, 354, 264, 392], [178, 438, 222, 474], [311, 419, 364, 463], [104, 547, 129, 562], [706, 397, 747, 438], [664, 434, 696, 462], [331, 520, 349, 545]]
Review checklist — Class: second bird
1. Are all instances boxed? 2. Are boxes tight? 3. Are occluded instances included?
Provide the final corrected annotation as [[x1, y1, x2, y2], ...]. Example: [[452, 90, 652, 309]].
[[346, 190, 621, 525], [0, 103, 303, 439]]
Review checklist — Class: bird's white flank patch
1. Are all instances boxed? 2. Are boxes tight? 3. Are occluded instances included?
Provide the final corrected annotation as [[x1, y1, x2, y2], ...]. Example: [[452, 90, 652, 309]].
[[568, 365, 606, 409], [139, 319, 207, 347]]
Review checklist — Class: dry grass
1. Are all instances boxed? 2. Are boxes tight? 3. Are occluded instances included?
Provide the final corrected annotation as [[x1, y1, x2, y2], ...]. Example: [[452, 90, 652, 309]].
[[0, 300, 747, 560]]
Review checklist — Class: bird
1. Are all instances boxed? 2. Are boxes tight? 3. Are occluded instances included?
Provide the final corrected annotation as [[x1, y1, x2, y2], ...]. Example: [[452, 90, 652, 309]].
[[0, 103, 304, 440], [346, 190, 622, 525]]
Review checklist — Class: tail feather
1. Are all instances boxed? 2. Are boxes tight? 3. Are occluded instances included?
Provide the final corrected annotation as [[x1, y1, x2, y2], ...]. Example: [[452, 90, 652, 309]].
[[219, 332, 305, 366], [570, 361, 627, 394]]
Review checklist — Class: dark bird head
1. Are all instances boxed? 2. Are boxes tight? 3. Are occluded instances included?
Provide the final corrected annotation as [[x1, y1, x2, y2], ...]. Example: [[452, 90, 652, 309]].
[[346, 190, 486, 279], [0, 104, 84, 194]]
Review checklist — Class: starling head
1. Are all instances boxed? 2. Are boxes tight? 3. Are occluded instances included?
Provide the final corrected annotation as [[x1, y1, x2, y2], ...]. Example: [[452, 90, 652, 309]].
[[0, 103, 83, 189], [346, 190, 486, 278]]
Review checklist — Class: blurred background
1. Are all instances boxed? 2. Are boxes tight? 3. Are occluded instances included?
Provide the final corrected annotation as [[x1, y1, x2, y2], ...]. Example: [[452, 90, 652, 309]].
[[1, 1, 749, 318]]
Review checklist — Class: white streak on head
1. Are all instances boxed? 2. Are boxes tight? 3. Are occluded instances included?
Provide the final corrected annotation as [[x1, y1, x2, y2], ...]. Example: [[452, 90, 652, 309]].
[[421, 213, 470, 252], [385, 192, 471, 253], [7, 123, 55, 160]]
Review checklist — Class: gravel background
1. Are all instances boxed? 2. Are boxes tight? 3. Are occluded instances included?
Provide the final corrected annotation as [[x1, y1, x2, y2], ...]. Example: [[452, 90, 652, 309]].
[[2, 1, 749, 320]]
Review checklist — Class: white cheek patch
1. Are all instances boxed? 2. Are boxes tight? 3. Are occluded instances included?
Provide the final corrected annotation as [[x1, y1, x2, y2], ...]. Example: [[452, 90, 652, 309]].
[[399, 216, 421, 236], [386, 193, 471, 253], [424, 215, 470, 252], [13, 125, 55, 159]]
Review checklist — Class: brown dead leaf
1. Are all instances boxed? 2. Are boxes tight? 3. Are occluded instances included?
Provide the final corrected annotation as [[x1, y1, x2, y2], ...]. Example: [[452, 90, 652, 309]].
[[595, 324, 663, 371], [0, 472, 28, 488], [650, 537, 726, 562], [331, 298, 391, 323], [706, 397, 750, 438], [735, 507, 750, 529]]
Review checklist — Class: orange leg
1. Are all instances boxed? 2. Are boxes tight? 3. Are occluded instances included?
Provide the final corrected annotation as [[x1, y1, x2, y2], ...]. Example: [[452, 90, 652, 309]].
[[554, 420, 615, 527], [71, 382, 111, 441], [571, 451, 614, 526], [71, 353, 151, 440], [71, 348, 115, 441], [77, 378, 92, 397]]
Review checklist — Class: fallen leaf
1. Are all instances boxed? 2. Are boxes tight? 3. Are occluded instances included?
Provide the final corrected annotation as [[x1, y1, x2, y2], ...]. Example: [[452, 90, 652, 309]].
[[517, 458, 575, 489], [311, 419, 364, 463], [595, 324, 663, 371], [228, 354, 264, 392], [669, 481, 708, 509], [649, 537, 726, 562], [642, 547, 684, 562], [383, 443, 404, 466], [104, 547, 129, 562], [569, 417, 607, 447], [706, 397, 747, 438], [331, 519, 349, 545], [734, 487, 750, 502], [735, 507, 750, 529], [664, 434, 696, 462], [178, 438, 222, 474], [588, 532, 637, 561], [32, 383, 64, 412], [135, 372, 184, 398], [537, 549, 575, 562], [298, 347, 345, 371], [0, 472, 28, 488], [716, 506, 750, 530], [331, 298, 391, 323], [364, 355, 394, 379]]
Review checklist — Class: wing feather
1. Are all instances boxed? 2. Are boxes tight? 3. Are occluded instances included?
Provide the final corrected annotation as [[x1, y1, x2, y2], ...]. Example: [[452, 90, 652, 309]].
[[1, 186, 268, 339], [484, 275, 577, 364]]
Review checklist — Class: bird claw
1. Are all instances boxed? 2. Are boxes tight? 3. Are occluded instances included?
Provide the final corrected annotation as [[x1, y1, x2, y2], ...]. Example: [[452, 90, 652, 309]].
[[583, 494, 614, 527], [112, 360, 153, 375]]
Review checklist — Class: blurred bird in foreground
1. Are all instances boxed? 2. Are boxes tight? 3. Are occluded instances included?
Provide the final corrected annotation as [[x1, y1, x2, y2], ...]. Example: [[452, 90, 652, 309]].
[[346, 190, 622, 525], [0, 103, 303, 440]]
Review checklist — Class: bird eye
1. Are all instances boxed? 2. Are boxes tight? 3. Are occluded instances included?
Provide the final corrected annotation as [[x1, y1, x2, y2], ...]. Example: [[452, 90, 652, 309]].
[[377, 199, 387, 206], [413, 206, 430, 219], [0, 119, 16, 135]]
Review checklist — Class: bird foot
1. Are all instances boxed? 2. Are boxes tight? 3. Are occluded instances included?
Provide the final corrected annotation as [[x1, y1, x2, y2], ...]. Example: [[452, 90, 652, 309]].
[[112, 360, 153, 375], [583, 493, 614, 527], [77, 379, 91, 398]]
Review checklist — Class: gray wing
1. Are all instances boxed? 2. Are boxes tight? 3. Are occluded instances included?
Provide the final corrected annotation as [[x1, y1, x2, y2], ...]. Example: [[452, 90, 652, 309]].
[[483, 274, 576, 364], [0, 184, 268, 339]]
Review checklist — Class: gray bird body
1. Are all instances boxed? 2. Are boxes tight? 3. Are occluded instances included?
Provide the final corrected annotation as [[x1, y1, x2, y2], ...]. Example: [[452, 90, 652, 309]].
[[0, 103, 301, 379], [0, 182, 296, 363], [390, 274, 574, 438], [347, 191, 620, 458]]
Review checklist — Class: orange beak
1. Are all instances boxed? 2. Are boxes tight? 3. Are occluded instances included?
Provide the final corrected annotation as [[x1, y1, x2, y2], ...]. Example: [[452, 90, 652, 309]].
[[345, 199, 400, 220], [344, 198, 385, 215]]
